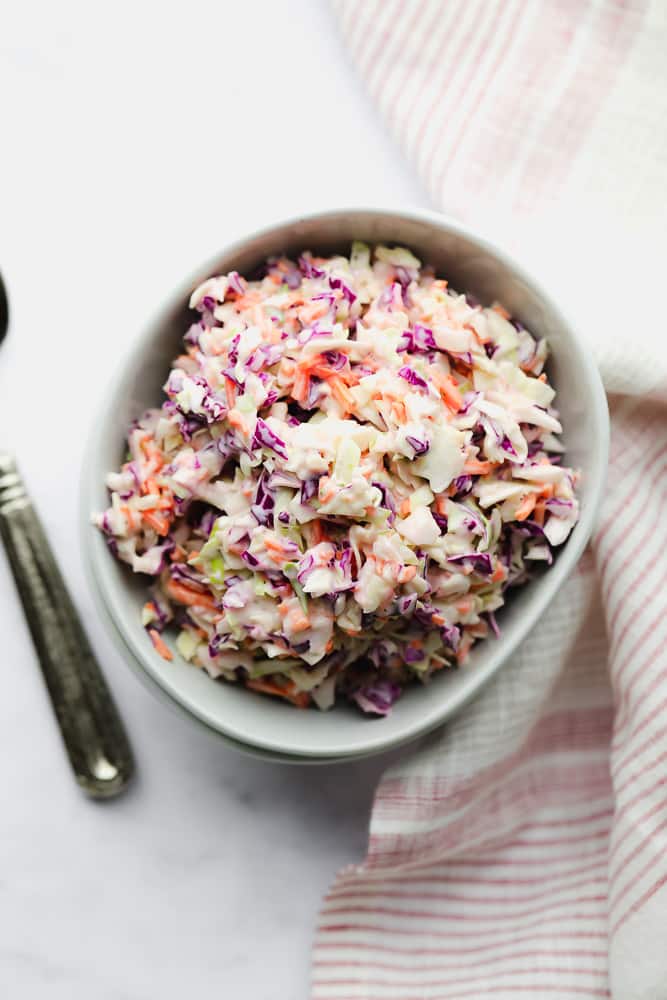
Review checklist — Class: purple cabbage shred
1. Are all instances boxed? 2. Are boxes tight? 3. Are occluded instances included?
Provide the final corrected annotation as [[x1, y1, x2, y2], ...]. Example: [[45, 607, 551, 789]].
[[352, 680, 402, 716], [448, 552, 493, 575], [253, 418, 288, 460], [398, 365, 428, 390]]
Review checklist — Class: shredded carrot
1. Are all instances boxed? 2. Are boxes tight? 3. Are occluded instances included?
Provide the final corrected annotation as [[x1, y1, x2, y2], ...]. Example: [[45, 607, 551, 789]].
[[140, 438, 164, 473], [515, 493, 537, 521], [442, 375, 464, 412], [148, 629, 173, 662], [309, 359, 358, 389], [429, 368, 463, 412], [246, 678, 310, 709], [329, 376, 354, 412], [264, 536, 289, 560], [228, 408, 250, 435], [399, 499, 411, 517], [142, 475, 159, 497], [491, 563, 507, 584], [463, 458, 496, 476], [292, 369, 310, 405], [432, 613, 446, 627], [435, 496, 449, 516], [456, 597, 473, 615], [148, 449, 164, 473], [233, 290, 261, 309], [299, 300, 331, 324], [165, 577, 218, 611], [264, 536, 286, 553], [533, 500, 546, 527], [224, 376, 236, 409], [144, 511, 171, 536]]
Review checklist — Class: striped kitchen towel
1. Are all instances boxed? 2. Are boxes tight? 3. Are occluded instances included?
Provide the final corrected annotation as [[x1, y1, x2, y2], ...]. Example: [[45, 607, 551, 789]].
[[313, 2, 667, 998]]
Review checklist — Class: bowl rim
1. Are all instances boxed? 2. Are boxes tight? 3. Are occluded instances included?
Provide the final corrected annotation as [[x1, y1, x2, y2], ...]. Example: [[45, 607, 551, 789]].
[[81, 205, 610, 760]]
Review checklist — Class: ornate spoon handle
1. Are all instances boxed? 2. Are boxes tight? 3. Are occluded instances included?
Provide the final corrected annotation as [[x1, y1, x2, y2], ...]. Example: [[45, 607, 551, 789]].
[[0, 454, 134, 798]]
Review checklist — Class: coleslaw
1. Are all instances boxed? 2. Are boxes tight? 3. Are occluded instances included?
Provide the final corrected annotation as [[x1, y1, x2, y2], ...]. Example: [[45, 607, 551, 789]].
[[95, 243, 579, 714]]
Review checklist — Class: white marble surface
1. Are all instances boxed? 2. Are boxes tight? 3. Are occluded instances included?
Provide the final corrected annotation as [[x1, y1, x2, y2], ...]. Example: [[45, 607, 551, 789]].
[[0, 3, 424, 997]]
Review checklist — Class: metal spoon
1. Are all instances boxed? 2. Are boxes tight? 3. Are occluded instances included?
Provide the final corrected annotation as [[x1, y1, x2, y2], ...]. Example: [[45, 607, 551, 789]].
[[0, 272, 134, 798]]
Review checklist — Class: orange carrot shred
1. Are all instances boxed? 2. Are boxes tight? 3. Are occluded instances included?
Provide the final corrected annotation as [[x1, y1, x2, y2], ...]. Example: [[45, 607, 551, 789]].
[[224, 376, 236, 409], [463, 458, 495, 476], [148, 629, 173, 661], [515, 493, 537, 521], [144, 511, 171, 536], [246, 678, 310, 708], [329, 376, 354, 411], [165, 578, 218, 611]]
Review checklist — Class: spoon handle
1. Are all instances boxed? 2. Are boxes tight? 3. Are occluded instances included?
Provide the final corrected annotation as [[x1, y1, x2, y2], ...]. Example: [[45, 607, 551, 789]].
[[0, 454, 134, 798]]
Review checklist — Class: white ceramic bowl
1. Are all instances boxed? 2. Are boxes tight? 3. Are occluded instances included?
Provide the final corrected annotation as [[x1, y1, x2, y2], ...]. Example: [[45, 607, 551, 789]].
[[82, 207, 609, 761]]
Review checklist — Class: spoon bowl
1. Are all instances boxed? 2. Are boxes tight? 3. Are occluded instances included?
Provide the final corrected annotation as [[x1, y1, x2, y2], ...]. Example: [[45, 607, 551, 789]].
[[0, 272, 8, 344]]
